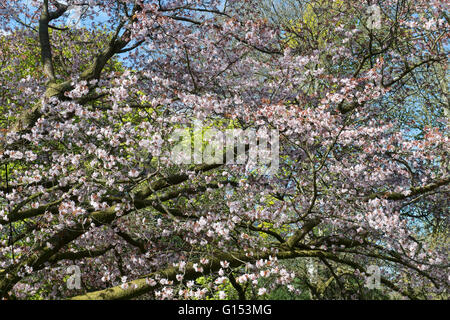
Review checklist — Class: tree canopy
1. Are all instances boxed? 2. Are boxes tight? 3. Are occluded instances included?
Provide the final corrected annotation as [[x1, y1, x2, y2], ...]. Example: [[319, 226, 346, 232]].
[[0, 0, 448, 300]]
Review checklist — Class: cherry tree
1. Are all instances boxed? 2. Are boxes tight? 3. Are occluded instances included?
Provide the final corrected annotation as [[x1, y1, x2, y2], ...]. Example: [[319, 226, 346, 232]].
[[0, 0, 448, 300]]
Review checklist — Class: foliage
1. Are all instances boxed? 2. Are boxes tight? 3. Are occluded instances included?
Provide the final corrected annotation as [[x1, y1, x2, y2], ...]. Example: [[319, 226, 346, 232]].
[[0, 0, 448, 300]]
